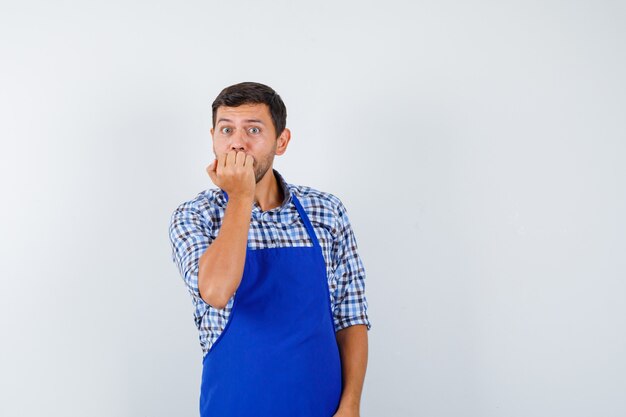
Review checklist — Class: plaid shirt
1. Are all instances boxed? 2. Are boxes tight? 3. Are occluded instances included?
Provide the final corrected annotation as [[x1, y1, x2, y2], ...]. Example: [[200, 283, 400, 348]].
[[168, 169, 371, 360]]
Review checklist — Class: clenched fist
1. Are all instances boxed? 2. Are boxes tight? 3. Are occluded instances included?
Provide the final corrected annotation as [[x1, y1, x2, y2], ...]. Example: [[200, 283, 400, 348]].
[[206, 150, 256, 200]]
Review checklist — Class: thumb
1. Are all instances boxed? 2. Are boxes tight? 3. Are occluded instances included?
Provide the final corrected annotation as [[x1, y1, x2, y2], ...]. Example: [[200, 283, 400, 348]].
[[206, 159, 218, 183]]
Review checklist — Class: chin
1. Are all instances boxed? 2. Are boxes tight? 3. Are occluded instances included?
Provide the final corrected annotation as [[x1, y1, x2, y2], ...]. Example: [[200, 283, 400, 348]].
[[255, 167, 272, 183]]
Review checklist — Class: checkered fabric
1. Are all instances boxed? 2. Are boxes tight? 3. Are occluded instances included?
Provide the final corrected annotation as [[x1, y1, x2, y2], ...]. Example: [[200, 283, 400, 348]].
[[168, 169, 371, 360]]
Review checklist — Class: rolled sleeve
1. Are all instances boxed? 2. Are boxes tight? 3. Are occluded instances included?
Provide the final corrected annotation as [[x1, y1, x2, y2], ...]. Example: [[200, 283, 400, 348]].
[[168, 203, 213, 304], [330, 199, 371, 332]]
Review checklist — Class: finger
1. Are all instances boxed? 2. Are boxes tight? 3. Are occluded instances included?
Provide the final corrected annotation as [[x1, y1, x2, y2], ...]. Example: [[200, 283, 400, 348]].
[[206, 160, 217, 182], [235, 151, 248, 166], [244, 153, 255, 167], [216, 153, 226, 169], [225, 150, 237, 166], [207, 159, 217, 173]]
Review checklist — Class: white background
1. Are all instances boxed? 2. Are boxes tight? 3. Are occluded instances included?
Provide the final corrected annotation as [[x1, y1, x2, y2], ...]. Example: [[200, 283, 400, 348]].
[[1, 1, 625, 416]]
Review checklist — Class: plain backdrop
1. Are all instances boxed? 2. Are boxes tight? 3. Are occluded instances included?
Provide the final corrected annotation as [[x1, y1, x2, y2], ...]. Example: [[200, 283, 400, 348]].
[[1, 1, 625, 416]]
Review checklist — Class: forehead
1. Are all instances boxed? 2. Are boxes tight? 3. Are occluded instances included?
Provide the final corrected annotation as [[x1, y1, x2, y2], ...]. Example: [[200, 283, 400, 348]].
[[215, 103, 271, 122]]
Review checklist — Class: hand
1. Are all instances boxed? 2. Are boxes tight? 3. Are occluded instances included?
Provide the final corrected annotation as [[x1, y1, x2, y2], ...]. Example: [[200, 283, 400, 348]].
[[333, 403, 360, 417], [206, 150, 256, 200]]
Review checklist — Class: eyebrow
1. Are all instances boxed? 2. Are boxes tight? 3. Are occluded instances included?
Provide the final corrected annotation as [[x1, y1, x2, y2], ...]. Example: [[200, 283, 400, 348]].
[[217, 118, 265, 125]]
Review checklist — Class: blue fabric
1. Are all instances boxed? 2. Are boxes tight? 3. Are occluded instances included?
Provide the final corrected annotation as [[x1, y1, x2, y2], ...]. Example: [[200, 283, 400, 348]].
[[199, 192, 342, 416]]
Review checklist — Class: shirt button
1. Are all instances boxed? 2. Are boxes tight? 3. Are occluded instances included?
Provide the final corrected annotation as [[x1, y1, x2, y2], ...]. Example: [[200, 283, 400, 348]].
[[262, 212, 270, 222]]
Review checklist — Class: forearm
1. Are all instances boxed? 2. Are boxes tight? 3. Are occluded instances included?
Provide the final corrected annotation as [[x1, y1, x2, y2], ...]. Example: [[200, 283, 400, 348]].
[[335, 324, 369, 409], [198, 195, 253, 308]]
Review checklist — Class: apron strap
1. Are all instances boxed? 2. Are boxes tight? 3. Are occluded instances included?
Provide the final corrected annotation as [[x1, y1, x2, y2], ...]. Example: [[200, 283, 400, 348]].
[[291, 194, 321, 249], [222, 188, 321, 249]]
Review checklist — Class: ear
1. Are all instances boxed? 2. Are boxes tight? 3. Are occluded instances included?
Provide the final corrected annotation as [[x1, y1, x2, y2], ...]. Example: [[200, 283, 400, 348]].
[[275, 128, 291, 156], [210, 127, 214, 137]]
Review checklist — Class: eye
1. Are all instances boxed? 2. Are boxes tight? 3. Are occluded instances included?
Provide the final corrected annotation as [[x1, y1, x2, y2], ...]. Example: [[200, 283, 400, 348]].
[[220, 127, 232, 134], [248, 127, 261, 134]]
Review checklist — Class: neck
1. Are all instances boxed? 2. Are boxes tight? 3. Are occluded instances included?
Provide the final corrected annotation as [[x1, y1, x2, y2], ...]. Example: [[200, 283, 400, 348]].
[[254, 168, 283, 212]]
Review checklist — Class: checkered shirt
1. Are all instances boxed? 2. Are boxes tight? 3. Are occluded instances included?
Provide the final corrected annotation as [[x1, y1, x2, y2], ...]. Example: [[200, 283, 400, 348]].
[[168, 169, 371, 360]]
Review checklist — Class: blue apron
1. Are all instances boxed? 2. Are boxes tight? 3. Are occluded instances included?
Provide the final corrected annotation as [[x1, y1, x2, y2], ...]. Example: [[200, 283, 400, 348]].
[[199, 192, 342, 416]]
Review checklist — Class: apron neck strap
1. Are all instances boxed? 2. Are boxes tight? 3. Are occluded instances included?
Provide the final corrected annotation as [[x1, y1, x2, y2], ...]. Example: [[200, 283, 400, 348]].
[[222, 189, 321, 249], [291, 194, 321, 248]]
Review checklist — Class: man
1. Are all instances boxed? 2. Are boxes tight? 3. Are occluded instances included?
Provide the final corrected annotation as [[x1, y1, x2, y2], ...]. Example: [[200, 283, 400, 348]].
[[168, 81, 371, 417]]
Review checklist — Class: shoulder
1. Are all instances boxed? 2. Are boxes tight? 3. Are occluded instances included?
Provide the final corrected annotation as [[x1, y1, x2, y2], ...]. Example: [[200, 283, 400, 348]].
[[286, 183, 348, 231], [169, 187, 224, 226], [290, 183, 344, 209]]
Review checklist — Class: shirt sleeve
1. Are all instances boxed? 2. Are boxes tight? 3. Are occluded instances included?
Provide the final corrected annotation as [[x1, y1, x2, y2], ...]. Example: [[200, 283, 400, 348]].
[[168, 203, 213, 305], [330, 199, 372, 332]]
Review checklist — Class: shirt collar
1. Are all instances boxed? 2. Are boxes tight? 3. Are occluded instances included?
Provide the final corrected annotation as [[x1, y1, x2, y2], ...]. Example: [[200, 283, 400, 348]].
[[272, 168, 293, 209]]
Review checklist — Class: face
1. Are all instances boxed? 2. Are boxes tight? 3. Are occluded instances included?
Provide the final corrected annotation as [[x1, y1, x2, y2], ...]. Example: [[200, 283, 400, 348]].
[[211, 103, 290, 183]]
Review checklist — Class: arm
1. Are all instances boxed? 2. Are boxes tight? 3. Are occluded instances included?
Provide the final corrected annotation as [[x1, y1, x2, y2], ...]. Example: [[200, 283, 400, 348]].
[[169, 151, 256, 309], [168, 197, 252, 309], [198, 195, 253, 308], [330, 198, 372, 415], [335, 324, 368, 415], [199, 151, 256, 309], [169, 204, 211, 305]]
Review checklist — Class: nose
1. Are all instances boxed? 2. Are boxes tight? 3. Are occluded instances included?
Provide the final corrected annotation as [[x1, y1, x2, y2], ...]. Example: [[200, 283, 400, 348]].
[[230, 129, 246, 151]]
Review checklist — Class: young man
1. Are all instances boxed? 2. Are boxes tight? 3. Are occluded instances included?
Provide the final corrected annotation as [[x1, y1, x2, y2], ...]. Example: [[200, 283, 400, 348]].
[[168, 82, 371, 417]]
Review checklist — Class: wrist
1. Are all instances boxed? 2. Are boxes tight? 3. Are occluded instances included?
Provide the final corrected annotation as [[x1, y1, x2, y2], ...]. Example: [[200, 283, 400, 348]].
[[338, 396, 360, 409], [227, 194, 255, 206]]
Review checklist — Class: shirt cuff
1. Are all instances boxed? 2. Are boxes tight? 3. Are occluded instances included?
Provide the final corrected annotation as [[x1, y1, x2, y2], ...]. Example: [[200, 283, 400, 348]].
[[334, 315, 372, 332]]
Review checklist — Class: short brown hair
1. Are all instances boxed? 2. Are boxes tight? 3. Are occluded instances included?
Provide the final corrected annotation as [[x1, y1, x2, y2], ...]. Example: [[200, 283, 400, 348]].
[[211, 82, 287, 138]]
